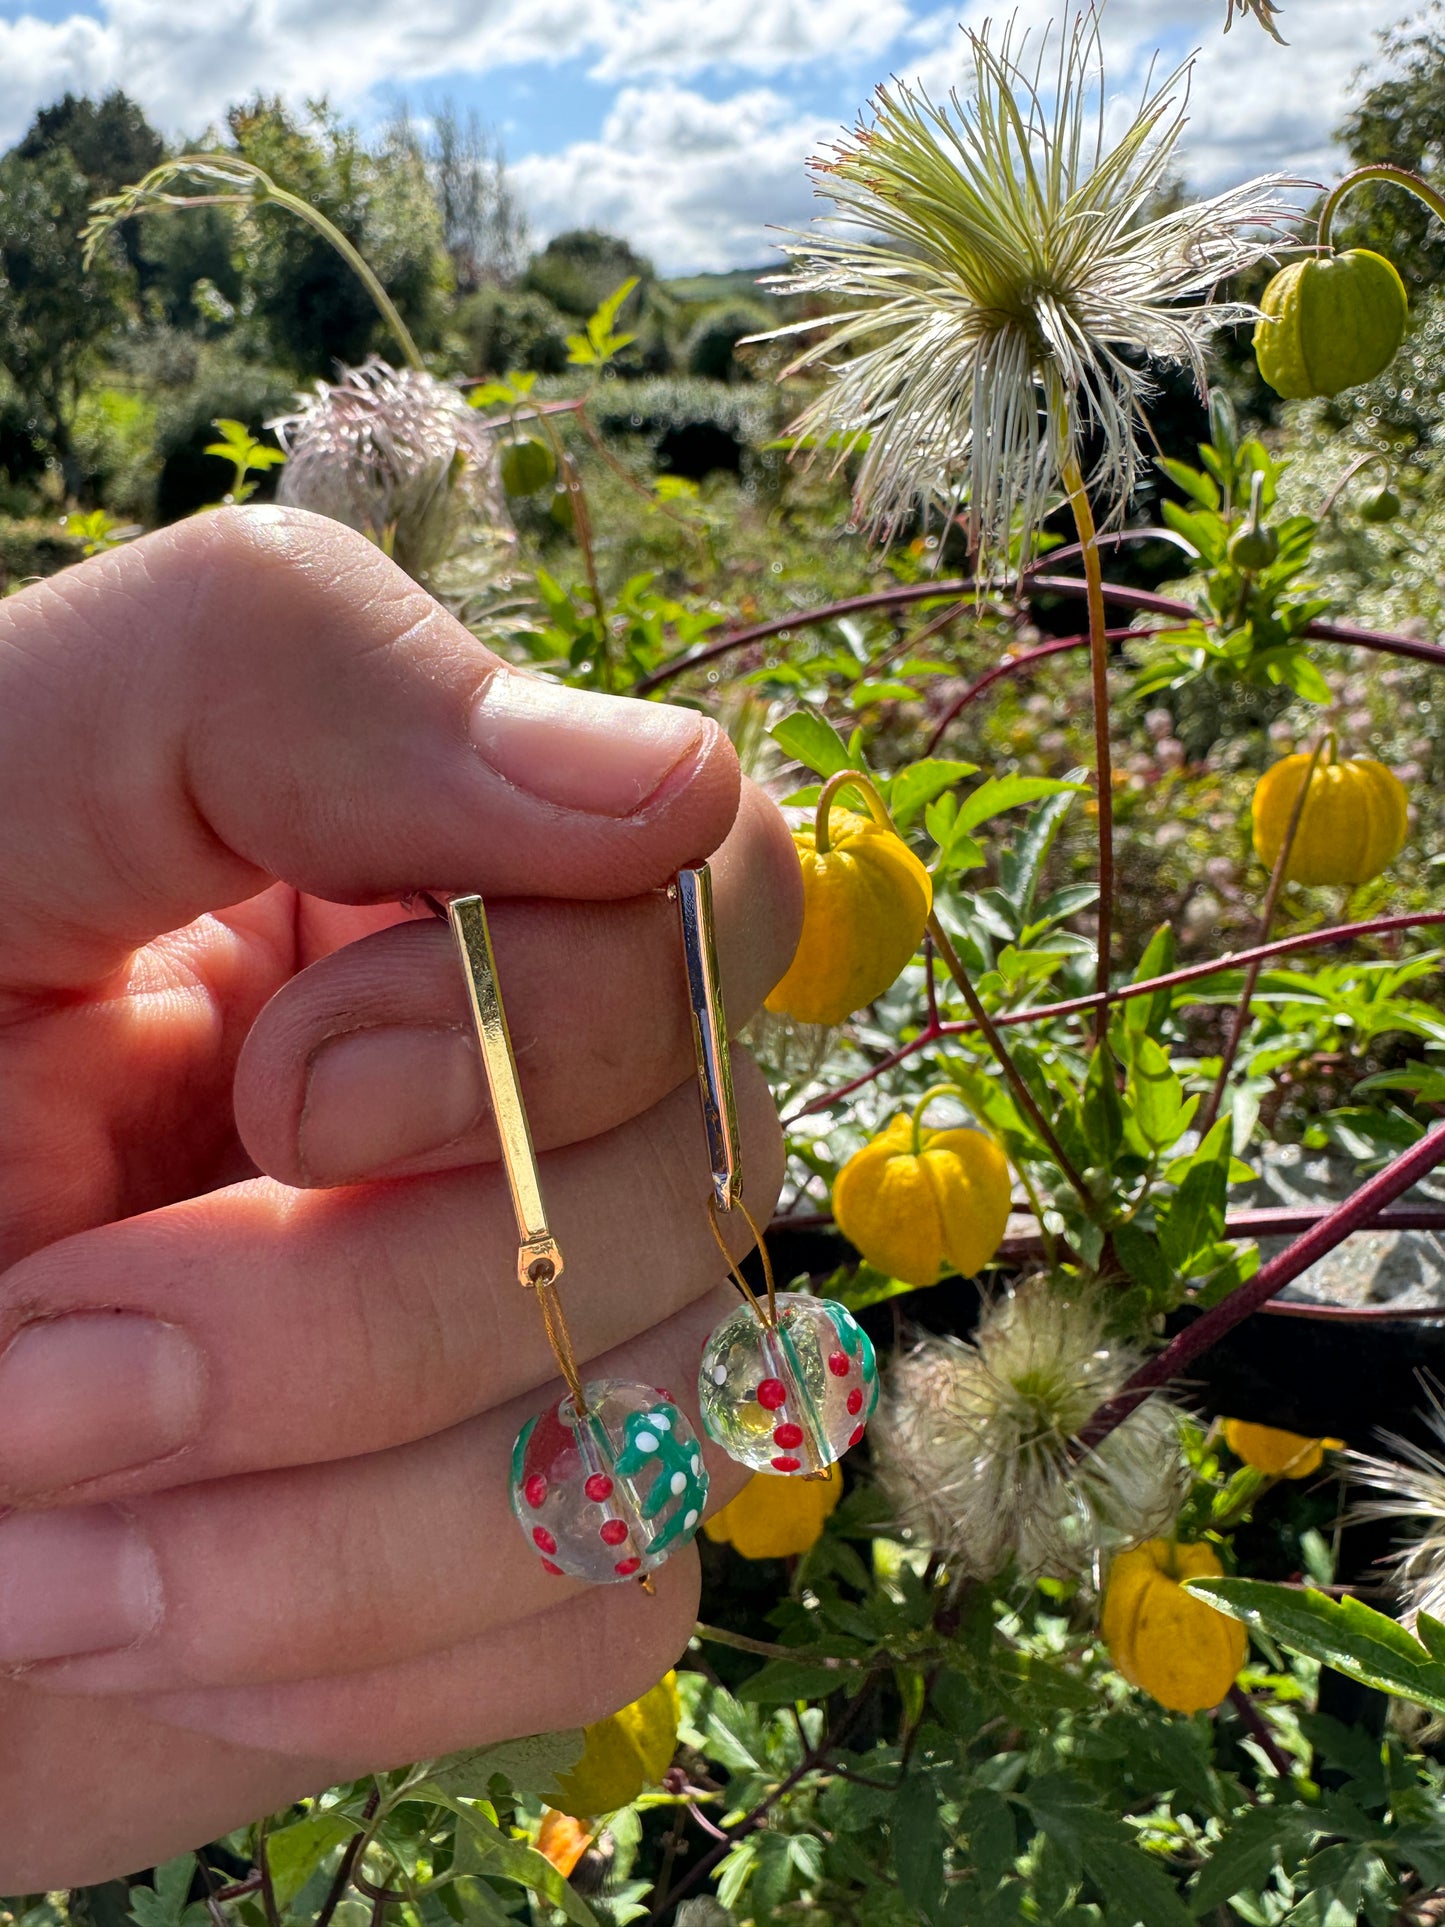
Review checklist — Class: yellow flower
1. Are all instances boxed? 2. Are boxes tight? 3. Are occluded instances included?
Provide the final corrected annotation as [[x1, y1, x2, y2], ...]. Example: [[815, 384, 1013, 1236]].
[[833, 1112, 1012, 1287], [1223, 1419, 1342, 1480], [549, 1672, 679, 1820], [703, 1465, 843, 1558], [535, 1809, 594, 1878], [1251, 749, 1408, 887], [1102, 1540, 1247, 1713], [766, 808, 931, 1027]]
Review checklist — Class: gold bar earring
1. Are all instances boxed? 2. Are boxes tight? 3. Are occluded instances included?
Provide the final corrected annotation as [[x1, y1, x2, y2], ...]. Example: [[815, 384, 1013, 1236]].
[[673, 864, 879, 1482], [447, 892, 709, 1586]]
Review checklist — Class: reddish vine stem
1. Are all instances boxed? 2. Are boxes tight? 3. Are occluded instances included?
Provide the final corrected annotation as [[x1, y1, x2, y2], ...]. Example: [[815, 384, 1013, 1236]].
[[635, 572, 1445, 693], [1227, 1685, 1294, 1778], [781, 911, 1445, 1124], [924, 630, 1154, 757], [1074, 1121, 1445, 1451]]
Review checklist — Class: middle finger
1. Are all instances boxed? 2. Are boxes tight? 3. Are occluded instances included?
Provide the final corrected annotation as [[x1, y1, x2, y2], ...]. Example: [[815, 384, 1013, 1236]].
[[0, 1052, 781, 1507]]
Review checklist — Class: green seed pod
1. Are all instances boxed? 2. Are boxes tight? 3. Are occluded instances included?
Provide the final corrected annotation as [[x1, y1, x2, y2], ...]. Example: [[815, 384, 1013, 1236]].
[[1254, 250, 1408, 400], [549, 487, 575, 532], [1228, 520, 1279, 572], [1359, 482, 1402, 524], [499, 435, 556, 497]]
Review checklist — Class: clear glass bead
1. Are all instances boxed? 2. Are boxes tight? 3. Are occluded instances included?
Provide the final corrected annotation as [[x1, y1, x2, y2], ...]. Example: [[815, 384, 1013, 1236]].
[[697, 1292, 878, 1474], [510, 1378, 709, 1584]]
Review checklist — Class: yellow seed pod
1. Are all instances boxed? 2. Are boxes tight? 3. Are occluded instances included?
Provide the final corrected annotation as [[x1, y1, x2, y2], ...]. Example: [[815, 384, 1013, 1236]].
[[833, 1112, 1012, 1288], [550, 1672, 680, 1820], [1223, 1419, 1342, 1480], [765, 808, 932, 1027], [1251, 749, 1408, 887], [1102, 1540, 1247, 1714], [1254, 250, 1408, 400], [703, 1464, 843, 1559]]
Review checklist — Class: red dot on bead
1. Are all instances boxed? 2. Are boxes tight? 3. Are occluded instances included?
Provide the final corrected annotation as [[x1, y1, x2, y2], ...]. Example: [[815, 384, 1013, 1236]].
[[540, 1558, 563, 1576], [522, 1473, 548, 1508], [828, 1352, 851, 1378], [600, 1518, 629, 1546], [584, 1473, 614, 1503], [846, 1387, 864, 1415], [848, 1425, 865, 1448], [773, 1422, 804, 1449], [756, 1377, 788, 1410], [656, 1387, 675, 1402], [532, 1526, 557, 1554], [771, 1455, 802, 1472], [615, 1557, 641, 1576]]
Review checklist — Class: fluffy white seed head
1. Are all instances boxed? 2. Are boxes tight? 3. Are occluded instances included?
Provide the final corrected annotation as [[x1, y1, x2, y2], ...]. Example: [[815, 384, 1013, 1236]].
[[1346, 1384, 1445, 1630], [272, 358, 514, 595], [762, 6, 1300, 570], [871, 1277, 1189, 1582]]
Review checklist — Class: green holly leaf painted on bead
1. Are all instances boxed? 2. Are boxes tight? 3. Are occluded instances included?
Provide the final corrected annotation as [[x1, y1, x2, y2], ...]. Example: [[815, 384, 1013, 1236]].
[[613, 1402, 709, 1555]]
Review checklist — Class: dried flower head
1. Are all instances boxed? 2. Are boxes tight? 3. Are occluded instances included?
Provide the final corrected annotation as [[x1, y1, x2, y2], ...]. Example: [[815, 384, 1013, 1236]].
[[272, 358, 514, 596], [1346, 1383, 1445, 1629], [763, 7, 1299, 568], [1225, 0, 1286, 44], [871, 1278, 1188, 1581]]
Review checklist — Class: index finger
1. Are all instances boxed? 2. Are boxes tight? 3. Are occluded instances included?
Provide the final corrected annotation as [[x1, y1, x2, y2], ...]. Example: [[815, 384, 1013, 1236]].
[[0, 507, 738, 998]]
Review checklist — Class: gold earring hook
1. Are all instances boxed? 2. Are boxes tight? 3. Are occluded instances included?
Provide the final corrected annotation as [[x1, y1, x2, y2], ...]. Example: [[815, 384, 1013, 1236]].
[[671, 863, 743, 1215]]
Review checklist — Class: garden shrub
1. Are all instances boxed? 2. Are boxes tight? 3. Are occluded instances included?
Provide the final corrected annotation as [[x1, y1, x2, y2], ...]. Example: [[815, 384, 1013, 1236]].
[[454, 284, 570, 376]]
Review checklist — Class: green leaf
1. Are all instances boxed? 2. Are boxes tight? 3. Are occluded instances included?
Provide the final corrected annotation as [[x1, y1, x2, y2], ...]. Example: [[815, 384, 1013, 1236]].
[[962, 1788, 1017, 1887], [127, 1860, 208, 1927], [1082, 1043, 1124, 1163], [955, 775, 1086, 837], [1158, 456, 1221, 510], [736, 1657, 854, 1703], [1191, 1803, 1316, 1912], [264, 1815, 359, 1909], [450, 1807, 597, 1924], [1129, 1038, 1196, 1152], [1159, 1118, 1231, 1272], [1356, 1060, 1445, 1104], [889, 757, 979, 830], [427, 1728, 584, 1801], [892, 1774, 945, 1916], [1187, 1579, 1445, 1715], [1083, 1834, 1195, 1927], [770, 711, 855, 780], [1124, 924, 1176, 1043], [1112, 1220, 1173, 1301]]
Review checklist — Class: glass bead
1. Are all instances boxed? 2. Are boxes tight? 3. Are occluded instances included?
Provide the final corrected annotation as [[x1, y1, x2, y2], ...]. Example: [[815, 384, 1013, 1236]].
[[510, 1378, 709, 1584], [697, 1292, 878, 1474]]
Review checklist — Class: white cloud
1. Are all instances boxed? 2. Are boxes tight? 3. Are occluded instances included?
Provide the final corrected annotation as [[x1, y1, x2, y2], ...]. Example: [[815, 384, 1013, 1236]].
[[0, 0, 1418, 272], [512, 82, 833, 272], [0, 0, 910, 149]]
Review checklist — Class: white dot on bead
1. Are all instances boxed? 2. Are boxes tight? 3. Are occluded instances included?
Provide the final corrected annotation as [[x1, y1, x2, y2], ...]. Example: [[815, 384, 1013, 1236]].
[[670, 1471, 686, 1495], [684, 1509, 699, 1529], [651, 1411, 672, 1431], [712, 1365, 727, 1385], [635, 1431, 658, 1453]]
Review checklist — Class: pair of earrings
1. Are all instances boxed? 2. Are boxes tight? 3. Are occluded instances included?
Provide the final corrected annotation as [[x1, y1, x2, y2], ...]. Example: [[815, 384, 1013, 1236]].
[[444, 865, 877, 1588]]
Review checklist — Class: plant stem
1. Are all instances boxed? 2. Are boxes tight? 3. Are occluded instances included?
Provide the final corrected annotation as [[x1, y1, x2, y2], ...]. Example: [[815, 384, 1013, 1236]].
[[927, 914, 1094, 1211], [635, 572, 1445, 693], [1227, 1685, 1294, 1779], [694, 1622, 865, 1667], [260, 183, 423, 371], [1061, 457, 1115, 1041], [782, 910, 1445, 1122], [1198, 734, 1327, 1137], [1075, 1119, 1445, 1450], [1317, 163, 1445, 251], [812, 769, 1095, 1211]]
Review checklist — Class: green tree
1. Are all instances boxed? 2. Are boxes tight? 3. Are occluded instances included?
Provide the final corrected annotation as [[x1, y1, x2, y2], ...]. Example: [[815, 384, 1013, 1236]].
[[225, 98, 450, 374], [1336, 7, 1445, 290], [0, 146, 131, 479], [15, 91, 165, 279], [523, 227, 653, 318]]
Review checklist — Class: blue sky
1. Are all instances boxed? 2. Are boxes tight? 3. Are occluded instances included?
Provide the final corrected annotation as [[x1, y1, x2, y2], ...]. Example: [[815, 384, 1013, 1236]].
[[0, 0, 1400, 273]]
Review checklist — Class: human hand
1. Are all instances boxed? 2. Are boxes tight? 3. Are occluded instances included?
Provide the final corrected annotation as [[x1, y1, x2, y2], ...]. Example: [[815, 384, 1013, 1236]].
[[0, 508, 801, 1886]]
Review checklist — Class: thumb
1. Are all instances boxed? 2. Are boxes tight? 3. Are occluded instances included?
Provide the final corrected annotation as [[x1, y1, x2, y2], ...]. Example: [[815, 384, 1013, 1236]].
[[0, 507, 738, 996]]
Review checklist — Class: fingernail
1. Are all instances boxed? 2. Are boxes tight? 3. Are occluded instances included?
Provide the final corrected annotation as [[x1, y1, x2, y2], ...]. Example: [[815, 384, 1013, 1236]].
[[471, 673, 709, 817], [0, 1315, 206, 1500], [0, 1506, 161, 1662], [299, 1026, 483, 1182]]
